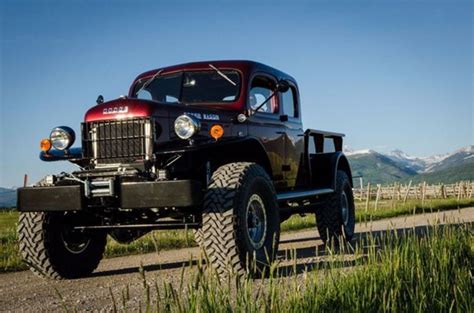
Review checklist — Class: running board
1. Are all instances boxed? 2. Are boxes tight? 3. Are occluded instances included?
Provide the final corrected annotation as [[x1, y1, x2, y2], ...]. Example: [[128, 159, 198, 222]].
[[73, 222, 200, 231], [277, 188, 334, 201]]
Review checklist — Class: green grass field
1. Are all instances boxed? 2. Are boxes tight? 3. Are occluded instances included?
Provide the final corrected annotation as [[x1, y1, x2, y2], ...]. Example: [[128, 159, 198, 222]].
[[112, 223, 474, 312], [1, 197, 473, 273]]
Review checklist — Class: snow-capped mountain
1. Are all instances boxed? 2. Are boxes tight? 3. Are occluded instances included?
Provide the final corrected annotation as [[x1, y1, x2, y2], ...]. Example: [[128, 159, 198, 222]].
[[346, 145, 473, 174], [345, 145, 473, 184]]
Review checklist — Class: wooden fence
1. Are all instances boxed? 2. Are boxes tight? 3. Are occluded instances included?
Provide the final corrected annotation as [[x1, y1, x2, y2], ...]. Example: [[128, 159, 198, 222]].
[[353, 180, 473, 209]]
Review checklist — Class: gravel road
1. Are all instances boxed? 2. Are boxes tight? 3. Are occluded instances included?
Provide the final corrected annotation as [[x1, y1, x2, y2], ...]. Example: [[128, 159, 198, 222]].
[[1, 207, 473, 312]]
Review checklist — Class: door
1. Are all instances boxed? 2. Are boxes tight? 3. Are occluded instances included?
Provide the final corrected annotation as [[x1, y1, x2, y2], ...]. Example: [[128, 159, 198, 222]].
[[247, 74, 287, 189], [280, 84, 304, 188]]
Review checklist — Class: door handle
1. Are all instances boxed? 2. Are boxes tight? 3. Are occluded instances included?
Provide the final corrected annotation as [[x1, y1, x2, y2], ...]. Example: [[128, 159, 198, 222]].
[[276, 131, 285, 134]]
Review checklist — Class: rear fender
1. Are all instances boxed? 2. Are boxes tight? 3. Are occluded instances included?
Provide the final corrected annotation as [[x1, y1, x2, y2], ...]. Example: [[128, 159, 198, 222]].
[[330, 152, 353, 188]]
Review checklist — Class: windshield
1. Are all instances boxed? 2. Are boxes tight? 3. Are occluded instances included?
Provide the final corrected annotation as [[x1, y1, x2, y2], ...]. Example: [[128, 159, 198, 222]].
[[133, 70, 241, 104]]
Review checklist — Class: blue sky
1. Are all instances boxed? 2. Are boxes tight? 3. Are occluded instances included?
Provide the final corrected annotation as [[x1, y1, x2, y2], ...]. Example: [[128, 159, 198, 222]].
[[0, 0, 472, 187]]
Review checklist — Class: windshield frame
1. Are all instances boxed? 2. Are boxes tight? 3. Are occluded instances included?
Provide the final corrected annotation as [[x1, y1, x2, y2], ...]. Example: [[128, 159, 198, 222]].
[[131, 69, 243, 105]]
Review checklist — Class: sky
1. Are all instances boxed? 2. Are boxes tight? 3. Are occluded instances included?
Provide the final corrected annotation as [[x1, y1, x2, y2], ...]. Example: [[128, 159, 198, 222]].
[[0, 0, 472, 187]]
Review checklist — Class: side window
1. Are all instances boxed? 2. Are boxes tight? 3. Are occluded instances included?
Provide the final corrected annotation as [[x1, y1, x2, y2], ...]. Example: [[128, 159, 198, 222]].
[[249, 76, 278, 114], [323, 138, 336, 153], [281, 87, 297, 117]]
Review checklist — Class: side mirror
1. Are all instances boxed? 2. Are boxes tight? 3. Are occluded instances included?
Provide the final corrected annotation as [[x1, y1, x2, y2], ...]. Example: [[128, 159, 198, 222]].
[[276, 80, 290, 93], [280, 114, 289, 122], [96, 95, 104, 105]]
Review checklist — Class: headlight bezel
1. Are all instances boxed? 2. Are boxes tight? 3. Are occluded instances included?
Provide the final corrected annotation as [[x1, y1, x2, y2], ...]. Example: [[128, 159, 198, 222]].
[[174, 114, 201, 140], [49, 126, 76, 151]]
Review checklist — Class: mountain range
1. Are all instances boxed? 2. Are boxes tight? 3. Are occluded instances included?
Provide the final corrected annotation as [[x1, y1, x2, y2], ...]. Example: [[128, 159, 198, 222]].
[[346, 145, 474, 185], [0, 187, 17, 209], [0, 146, 472, 208]]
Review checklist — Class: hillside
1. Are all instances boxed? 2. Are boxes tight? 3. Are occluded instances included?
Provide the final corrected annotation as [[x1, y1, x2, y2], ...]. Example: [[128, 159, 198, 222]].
[[0, 188, 16, 208], [410, 162, 474, 184], [347, 145, 473, 185], [348, 152, 417, 184]]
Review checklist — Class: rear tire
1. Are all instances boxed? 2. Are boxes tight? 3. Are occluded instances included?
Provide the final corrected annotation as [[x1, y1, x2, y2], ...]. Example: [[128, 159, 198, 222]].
[[315, 170, 355, 245], [202, 162, 280, 277], [18, 212, 106, 279]]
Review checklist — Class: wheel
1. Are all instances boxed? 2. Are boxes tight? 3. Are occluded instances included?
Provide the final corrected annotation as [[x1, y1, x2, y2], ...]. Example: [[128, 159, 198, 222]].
[[18, 211, 107, 279], [315, 170, 355, 244], [202, 162, 280, 277]]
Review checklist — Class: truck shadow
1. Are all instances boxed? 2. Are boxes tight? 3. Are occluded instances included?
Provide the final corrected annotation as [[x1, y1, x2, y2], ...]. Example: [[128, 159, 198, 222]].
[[91, 258, 200, 278], [91, 222, 471, 278], [274, 222, 472, 277]]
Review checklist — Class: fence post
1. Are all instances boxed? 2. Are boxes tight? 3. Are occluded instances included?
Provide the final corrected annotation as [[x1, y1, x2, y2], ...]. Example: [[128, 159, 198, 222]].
[[365, 182, 371, 212], [375, 184, 381, 211], [391, 183, 396, 209], [403, 180, 412, 203], [421, 181, 426, 206], [457, 182, 462, 201]]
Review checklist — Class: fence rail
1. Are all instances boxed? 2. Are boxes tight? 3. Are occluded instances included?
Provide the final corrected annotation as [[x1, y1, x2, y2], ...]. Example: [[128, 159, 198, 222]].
[[353, 180, 473, 210]]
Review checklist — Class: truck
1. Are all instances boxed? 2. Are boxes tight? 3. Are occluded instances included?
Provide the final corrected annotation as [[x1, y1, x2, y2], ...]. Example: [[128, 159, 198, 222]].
[[17, 60, 355, 279]]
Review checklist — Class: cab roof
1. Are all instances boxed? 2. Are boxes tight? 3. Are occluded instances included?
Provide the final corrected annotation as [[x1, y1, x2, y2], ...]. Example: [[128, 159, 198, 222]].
[[132, 60, 297, 86]]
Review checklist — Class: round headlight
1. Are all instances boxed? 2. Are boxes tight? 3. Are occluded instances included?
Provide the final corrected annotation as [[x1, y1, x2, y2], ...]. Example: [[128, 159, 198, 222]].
[[50, 126, 75, 150], [174, 115, 200, 139]]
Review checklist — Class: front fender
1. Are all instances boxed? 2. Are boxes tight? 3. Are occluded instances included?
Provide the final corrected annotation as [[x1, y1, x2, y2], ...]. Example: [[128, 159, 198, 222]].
[[40, 147, 82, 162]]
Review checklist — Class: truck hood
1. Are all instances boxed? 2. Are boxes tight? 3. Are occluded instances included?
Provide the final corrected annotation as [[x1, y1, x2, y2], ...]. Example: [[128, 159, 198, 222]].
[[84, 98, 239, 123], [84, 98, 159, 122]]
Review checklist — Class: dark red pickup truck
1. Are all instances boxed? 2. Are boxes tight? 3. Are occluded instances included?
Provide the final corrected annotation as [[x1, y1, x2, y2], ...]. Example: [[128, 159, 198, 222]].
[[17, 60, 355, 279]]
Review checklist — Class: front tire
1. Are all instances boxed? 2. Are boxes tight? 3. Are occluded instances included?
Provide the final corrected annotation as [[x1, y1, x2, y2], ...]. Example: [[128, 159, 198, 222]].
[[18, 212, 107, 279], [315, 170, 355, 245], [202, 162, 280, 277]]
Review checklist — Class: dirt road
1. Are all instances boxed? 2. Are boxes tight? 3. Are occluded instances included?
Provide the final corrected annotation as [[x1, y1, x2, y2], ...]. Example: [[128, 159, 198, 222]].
[[1, 207, 473, 312]]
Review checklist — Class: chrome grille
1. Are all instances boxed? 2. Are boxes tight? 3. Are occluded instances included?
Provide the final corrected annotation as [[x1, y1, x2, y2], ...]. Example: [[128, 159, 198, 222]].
[[82, 118, 153, 164]]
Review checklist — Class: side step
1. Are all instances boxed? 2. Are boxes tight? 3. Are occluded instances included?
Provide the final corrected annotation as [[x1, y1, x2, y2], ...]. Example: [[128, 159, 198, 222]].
[[74, 222, 200, 231], [276, 188, 334, 202]]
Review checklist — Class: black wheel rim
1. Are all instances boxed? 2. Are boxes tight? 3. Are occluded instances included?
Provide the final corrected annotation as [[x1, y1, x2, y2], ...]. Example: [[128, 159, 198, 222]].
[[246, 194, 267, 249], [341, 191, 350, 227], [60, 214, 91, 254], [60, 223, 91, 254]]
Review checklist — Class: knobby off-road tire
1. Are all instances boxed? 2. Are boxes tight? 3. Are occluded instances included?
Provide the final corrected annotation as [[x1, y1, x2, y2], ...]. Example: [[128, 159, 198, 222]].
[[18, 212, 107, 279], [193, 228, 203, 246], [202, 162, 280, 277], [315, 170, 355, 245]]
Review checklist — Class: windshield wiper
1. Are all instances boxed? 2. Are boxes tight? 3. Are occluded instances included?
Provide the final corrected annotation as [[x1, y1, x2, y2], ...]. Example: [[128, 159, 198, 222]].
[[135, 69, 163, 95], [209, 64, 237, 86]]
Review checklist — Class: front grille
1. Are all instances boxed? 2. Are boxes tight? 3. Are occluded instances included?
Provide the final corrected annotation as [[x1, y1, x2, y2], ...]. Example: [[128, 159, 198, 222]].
[[82, 118, 153, 164]]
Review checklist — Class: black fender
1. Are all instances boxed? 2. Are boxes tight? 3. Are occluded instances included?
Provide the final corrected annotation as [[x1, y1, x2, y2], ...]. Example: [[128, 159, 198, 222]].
[[40, 147, 82, 162], [156, 136, 274, 179], [329, 152, 353, 188], [207, 137, 274, 179]]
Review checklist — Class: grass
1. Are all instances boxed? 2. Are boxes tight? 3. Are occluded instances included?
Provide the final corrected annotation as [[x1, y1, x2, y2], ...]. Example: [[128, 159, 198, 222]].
[[0, 197, 473, 273], [0, 210, 24, 272], [110, 223, 474, 312]]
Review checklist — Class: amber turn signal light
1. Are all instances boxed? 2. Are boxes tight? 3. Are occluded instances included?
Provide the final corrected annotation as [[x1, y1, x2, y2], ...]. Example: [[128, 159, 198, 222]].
[[40, 138, 52, 152], [210, 124, 224, 140]]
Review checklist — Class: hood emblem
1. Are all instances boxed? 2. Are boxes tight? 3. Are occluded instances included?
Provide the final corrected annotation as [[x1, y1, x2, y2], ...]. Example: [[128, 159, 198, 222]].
[[103, 106, 129, 115]]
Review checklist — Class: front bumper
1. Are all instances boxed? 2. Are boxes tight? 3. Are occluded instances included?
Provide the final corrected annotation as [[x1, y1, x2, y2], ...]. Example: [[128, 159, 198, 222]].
[[17, 180, 203, 212]]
